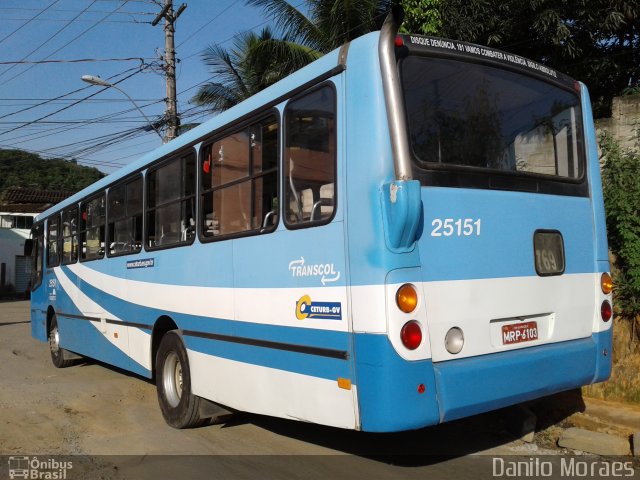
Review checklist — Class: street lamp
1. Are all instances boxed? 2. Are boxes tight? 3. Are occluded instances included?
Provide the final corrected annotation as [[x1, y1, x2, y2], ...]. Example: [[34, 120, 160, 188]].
[[80, 75, 164, 141]]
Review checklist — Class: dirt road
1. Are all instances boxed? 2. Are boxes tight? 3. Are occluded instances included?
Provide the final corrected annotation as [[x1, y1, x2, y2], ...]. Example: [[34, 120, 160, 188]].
[[0, 300, 628, 479]]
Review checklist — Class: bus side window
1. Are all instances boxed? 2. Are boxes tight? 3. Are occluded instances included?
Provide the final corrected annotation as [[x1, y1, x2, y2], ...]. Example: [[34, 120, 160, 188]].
[[147, 152, 196, 249], [46, 215, 60, 268], [108, 175, 143, 256], [32, 223, 44, 289], [80, 194, 106, 261], [200, 115, 279, 239], [61, 206, 78, 265], [284, 85, 336, 227]]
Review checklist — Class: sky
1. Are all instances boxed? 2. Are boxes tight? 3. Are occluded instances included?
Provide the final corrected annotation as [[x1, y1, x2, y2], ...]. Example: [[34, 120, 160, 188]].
[[0, 0, 280, 174]]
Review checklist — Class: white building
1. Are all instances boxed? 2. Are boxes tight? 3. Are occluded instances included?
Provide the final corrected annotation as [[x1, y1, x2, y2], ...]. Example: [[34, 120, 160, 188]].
[[0, 188, 70, 295]]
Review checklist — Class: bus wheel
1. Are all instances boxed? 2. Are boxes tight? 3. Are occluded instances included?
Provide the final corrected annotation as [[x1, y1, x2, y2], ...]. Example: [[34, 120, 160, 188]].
[[49, 315, 74, 368], [156, 331, 204, 428]]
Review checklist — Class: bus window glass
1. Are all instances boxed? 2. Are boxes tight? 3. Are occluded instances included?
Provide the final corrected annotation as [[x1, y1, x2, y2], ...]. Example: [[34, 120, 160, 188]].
[[80, 194, 106, 261], [201, 116, 278, 238], [284, 86, 336, 226], [155, 159, 181, 206], [108, 176, 143, 255], [61, 207, 78, 265], [401, 56, 584, 180], [209, 131, 250, 188], [147, 153, 196, 248], [46, 216, 60, 268], [31, 224, 44, 289], [252, 122, 278, 173]]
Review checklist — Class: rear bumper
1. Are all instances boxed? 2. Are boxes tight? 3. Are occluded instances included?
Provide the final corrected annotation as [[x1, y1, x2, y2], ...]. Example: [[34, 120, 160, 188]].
[[432, 329, 612, 422], [354, 329, 611, 432]]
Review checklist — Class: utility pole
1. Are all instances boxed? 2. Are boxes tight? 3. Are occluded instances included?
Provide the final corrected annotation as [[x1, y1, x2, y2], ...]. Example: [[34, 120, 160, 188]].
[[152, 1, 186, 143]]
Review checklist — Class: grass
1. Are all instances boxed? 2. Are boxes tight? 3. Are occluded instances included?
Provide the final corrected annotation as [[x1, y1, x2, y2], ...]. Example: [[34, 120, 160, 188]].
[[583, 316, 640, 404]]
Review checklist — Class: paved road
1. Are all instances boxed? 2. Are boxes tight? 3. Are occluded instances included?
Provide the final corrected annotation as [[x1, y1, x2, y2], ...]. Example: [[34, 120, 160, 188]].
[[0, 300, 622, 480]]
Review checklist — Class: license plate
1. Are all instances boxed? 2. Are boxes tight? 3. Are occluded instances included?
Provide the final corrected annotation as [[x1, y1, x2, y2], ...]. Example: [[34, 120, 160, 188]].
[[502, 321, 538, 345]]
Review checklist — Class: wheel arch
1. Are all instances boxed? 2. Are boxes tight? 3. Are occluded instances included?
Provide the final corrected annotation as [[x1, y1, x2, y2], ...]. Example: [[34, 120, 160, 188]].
[[46, 305, 56, 334], [151, 315, 179, 378]]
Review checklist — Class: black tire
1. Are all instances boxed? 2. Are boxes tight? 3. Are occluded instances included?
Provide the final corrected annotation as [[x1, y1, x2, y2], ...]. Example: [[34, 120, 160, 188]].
[[49, 314, 74, 368], [156, 331, 204, 429]]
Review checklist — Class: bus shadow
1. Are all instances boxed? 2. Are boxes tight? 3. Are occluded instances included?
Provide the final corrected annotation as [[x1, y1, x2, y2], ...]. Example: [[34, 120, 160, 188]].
[[226, 390, 586, 466], [75, 357, 155, 384], [0, 320, 30, 327], [72, 357, 586, 465]]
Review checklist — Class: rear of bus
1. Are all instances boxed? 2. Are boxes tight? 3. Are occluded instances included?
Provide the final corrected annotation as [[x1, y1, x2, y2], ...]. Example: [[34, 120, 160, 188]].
[[349, 30, 612, 431]]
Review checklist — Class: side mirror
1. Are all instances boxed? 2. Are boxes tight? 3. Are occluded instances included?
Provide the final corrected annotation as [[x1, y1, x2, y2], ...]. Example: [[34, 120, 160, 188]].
[[24, 239, 33, 256]]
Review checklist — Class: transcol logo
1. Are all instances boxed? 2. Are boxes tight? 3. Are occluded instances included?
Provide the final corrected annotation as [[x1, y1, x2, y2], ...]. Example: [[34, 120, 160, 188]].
[[288, 257, 340, 285]]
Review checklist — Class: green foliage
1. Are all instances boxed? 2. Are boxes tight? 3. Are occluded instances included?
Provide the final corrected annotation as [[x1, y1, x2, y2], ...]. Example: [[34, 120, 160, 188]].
[[0, 149, 104, 196], [192, 28, 312, 113], [400, 0, 442, 35], [600, 132, 640, 320], [246, 0, 392, 53], [412, 0, 639, 117], [194, 0, 392, 113]]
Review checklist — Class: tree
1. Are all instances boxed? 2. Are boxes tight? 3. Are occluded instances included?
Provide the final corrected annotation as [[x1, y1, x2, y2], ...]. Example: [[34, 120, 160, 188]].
[[601, 131, 640, 327], [246, 0, 392, 53], [0, 149, 104, 195], [193, 0, 393, 113], [400, 0, 441, 35], [192, 28, 285, 113], [407, 0, 639, 117]]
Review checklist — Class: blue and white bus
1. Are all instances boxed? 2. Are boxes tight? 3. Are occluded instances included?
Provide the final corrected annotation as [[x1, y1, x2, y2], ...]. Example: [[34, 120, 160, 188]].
[[27, 14, 613, 432]]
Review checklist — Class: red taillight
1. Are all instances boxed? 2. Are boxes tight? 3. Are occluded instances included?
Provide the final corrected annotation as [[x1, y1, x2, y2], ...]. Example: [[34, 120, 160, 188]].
[[401, 321, 422, 350], [601, 300, 612, 322], [394, 36, 404, 47]]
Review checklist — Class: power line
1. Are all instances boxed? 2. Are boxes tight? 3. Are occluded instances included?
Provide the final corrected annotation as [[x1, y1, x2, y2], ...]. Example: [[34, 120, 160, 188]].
[[3, 1, 376, 168], [179, 0, 307, 63], [2, 94, 165, 159], [51, 128, 149, 158], [0, 66, 141, 121], [45, 130, 157, 156], [4, 18, 151, 24], [0, 119, 158, 125], [0, 68, 145, 139], [0, 57, 148, 65], [80, 134, 164, 164], [175, 0, 239, 49], [0, 7, 155, 16], [0, 98, 158, 103], [0, 0, 99, 82], [2, 96, 163, 147], [0, 1, 132, 87], [2, 2, 257, 161], [0, 0, 63, 46]]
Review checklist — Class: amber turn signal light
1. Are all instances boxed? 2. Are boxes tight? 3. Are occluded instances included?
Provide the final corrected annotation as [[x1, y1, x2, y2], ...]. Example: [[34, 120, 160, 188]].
[[601, 273, 613, 295], [396, 284, 418, 313]]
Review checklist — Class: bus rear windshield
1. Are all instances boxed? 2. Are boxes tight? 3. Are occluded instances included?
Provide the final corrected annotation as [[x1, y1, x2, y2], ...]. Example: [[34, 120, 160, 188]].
[[401, 56, 585, 181]]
